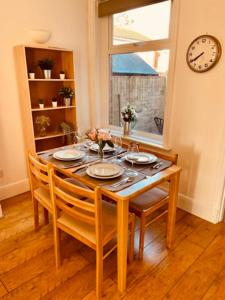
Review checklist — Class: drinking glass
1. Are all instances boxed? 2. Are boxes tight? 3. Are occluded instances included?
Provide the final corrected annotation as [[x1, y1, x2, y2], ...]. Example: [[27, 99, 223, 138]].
[[113, 136, 122, 155], [127, 143, 139, 168]]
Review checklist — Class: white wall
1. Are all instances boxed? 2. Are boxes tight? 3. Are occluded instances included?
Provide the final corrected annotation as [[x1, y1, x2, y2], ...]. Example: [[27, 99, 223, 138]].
[[171, 0, 225, 223], [0, 0, 90, 200]]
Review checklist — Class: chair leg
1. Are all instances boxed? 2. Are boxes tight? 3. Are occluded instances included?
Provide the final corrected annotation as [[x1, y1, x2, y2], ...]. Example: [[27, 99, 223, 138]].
[[96, 247, 103, 300], [138, 214, 146, 259], [44, 208, 49, 225], [33, 198, 39, 231], [128, 214, 135, 263], [54, 226, 62, 269]]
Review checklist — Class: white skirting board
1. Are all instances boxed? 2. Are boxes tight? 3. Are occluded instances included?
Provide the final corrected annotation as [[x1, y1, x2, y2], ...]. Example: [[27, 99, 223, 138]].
[[0, 178, 30, 201]]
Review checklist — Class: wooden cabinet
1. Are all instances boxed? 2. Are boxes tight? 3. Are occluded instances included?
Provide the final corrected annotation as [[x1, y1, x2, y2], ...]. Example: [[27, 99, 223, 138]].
[[14, 45, 77, 153]]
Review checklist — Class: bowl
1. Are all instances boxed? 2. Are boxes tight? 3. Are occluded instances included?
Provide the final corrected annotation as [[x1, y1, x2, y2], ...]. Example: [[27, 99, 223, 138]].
[[29, 30, 51, 44]]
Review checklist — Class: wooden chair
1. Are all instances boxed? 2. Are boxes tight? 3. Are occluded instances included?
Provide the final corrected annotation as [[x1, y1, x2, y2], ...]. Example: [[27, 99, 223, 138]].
[[49, 168, 135, 299], [27, 152, 89, 231], [27, 151, 52, 230], [129, 146, 178, 259]]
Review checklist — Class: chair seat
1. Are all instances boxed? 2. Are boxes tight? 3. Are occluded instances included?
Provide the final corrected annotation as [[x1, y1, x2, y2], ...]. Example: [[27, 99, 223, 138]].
[[129, 187, 168, 213], [34, 186, 52, 212], [57, 200, 117, 246]]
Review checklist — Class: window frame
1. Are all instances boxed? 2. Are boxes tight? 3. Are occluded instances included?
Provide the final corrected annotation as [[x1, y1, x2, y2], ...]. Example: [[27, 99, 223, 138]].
[[102, 0, 179, 149]]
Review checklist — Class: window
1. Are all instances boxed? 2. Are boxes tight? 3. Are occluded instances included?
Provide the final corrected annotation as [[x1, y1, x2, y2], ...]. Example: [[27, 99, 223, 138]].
[[108, 0, 172, 138]]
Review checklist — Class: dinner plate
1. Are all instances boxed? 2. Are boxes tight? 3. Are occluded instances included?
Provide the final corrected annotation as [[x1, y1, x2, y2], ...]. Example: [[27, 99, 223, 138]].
[[86, 163, 124, 179], [89, 143, 115, 153], [125, 152, 157, 164], [53, 149, 85, 161]]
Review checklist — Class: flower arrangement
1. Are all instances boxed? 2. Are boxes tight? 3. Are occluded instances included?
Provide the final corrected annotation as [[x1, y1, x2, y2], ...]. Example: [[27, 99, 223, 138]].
[[121, 104, 137, 123], [86, 128, 114, 159]]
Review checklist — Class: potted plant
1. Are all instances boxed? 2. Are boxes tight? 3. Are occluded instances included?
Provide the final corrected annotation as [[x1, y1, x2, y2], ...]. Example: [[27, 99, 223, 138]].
[[52, 97, 58, 108], [28, 70, 35, 79], [59, 70, 65, 80], [38, 58, 54, 79], [58, 87, 74, 106], [38, 99, 45, 109], [60, 122, 74, 144]]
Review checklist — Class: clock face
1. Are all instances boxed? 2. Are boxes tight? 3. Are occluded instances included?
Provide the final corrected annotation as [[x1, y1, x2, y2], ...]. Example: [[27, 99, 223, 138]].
[[186, 35, 221, 72]]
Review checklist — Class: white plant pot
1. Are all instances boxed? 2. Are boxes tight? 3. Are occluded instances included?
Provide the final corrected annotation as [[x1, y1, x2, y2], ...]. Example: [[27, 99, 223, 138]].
[[52, 101, 58, 108], [64, 98, 71, 106], [43, 69, 51, 79], [29, 73, 35, 79], [39, 104, 44, 109], [60, 73, 65, 80]]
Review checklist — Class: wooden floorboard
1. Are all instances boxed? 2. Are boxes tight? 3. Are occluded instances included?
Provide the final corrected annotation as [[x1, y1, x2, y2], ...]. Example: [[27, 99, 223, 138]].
[[0, 192, 224, 300]]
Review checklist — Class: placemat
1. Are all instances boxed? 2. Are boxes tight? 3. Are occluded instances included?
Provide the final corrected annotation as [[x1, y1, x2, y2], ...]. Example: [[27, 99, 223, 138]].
[[107, 156, 173, 177], [74, 167, 146, 192], [39, 152, 99, 169], [39, 145, 126, 169]]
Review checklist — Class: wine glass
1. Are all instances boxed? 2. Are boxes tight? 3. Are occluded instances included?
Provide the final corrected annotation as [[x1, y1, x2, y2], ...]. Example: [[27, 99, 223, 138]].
[[127, 143, 139, 168], [113, 136, 122, 156]]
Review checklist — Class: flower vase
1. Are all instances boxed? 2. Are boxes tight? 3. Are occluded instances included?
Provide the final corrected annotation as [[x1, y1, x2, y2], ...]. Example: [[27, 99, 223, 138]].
[[123, 121, 131, 136], [98, 147, 104, 161]]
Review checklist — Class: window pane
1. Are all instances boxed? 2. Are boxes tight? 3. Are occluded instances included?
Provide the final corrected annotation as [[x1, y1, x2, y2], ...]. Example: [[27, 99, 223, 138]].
[[112, 1, 171, 45], [109, 50, 169, 135]]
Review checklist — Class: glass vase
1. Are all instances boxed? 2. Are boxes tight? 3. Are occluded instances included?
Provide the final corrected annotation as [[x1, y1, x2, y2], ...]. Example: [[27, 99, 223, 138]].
[[98, 147, 104, 161]]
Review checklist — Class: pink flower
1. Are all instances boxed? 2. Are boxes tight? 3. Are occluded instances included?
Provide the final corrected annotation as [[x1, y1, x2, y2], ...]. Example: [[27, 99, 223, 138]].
[[98, 130, 111, 141], [87, 128, 97, 141]]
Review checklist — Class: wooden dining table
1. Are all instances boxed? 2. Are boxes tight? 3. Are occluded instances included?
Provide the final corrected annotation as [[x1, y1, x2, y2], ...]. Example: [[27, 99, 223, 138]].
[[39, 143, 181, 295]]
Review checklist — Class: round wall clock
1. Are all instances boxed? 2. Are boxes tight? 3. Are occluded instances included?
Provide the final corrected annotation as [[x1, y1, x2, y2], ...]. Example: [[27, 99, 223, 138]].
[[186, 35, 222, 72]]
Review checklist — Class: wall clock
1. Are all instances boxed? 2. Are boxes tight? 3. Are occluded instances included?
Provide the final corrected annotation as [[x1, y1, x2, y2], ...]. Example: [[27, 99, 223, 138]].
[[186, 35, 222, 73]]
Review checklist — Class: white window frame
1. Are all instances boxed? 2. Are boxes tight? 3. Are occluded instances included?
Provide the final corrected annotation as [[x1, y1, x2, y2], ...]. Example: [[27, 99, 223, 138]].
[[99, 0, 180, 149]]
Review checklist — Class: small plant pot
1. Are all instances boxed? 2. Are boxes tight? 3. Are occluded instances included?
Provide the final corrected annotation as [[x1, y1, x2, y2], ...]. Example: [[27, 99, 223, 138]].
[[64, 98, 71, 106], [29, 73, 35, 79], [52, 101, 58, 108], [60, 73, 65, 80], [43, 70, 51, 79], [39, 104, 44, 109]]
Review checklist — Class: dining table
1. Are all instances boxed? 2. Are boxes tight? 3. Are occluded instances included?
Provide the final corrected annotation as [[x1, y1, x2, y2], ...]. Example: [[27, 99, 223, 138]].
[[38, 142, 181, 295]]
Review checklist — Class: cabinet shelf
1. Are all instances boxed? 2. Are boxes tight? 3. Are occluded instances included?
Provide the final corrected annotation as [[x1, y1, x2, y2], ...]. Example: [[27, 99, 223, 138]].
[[15, 45, 77, 153], [28, 79, 74, 82], [35, 131, 75, 141], [32, 105, 76, 112]]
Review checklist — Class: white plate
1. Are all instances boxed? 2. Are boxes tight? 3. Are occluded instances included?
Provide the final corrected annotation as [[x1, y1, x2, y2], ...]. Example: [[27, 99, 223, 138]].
[[89, 143, 115, 153], [86, 163, 124, 179], [53, 149, 85, 161], [125, 152, 157, 164]]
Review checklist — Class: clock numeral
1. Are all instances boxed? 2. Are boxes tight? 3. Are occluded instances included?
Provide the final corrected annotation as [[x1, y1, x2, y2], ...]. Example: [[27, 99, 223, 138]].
[[202, 38, 206, 43], [189, 52, 193, 56], [204, 63, 208, 68], [192, 46, 195, 50], [210, 59, 213, 62], [198, 65, 202, 69]]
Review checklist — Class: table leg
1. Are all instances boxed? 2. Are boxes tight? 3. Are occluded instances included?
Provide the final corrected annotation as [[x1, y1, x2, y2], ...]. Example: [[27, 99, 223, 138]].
[[117, 199, 129, 294], [167, 172, 180, 248]]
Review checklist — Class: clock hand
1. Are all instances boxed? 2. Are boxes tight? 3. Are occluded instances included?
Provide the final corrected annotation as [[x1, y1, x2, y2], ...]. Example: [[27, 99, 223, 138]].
[[190, 51, 205, 63]]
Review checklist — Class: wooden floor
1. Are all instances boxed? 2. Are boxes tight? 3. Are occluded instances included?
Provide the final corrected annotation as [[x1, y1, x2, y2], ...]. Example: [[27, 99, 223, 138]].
[[0, 193, 225, 300]]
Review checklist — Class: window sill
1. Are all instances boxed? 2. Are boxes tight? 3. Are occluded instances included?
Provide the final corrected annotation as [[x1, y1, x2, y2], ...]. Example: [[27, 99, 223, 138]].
[[110, 129, 171, 151]]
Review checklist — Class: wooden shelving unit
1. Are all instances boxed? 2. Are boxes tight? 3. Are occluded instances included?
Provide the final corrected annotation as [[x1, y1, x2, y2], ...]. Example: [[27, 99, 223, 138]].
[[14, 45, 77, 153]]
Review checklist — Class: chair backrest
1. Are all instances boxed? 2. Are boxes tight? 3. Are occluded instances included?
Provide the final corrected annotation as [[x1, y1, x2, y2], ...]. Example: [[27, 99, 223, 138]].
[[27, 151, 50, 190], [49, 168, 102, 244], [154, 117, 164, 135]]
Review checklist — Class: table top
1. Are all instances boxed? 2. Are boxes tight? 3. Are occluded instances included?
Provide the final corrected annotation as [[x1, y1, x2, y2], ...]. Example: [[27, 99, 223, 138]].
[[39, 144, 181, 202]]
